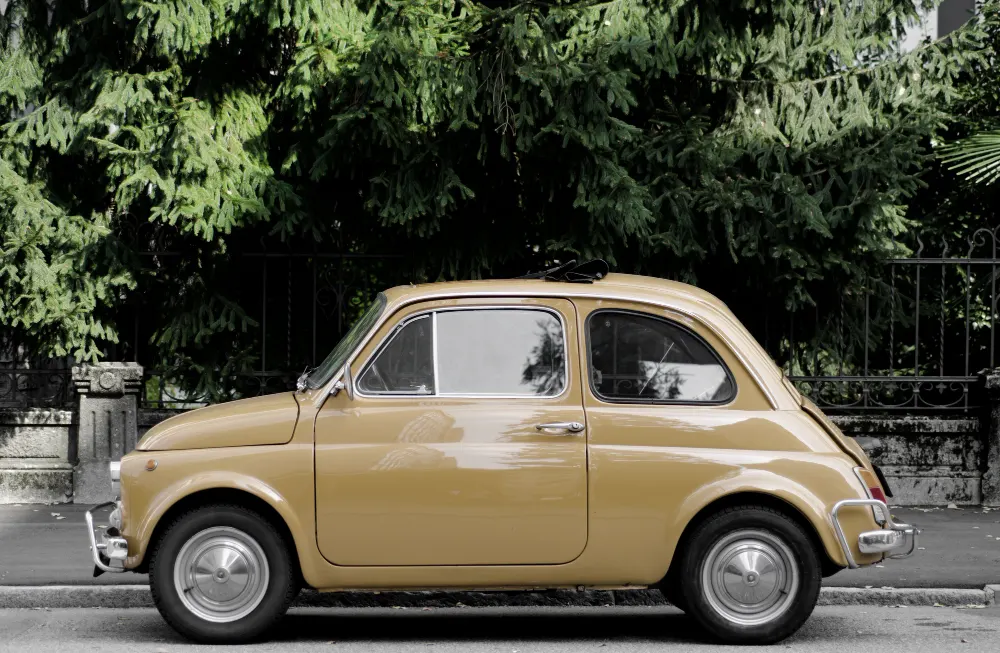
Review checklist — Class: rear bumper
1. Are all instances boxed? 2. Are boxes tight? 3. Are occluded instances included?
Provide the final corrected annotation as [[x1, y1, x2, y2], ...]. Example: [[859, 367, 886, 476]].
[[831, 498, 917, 569]]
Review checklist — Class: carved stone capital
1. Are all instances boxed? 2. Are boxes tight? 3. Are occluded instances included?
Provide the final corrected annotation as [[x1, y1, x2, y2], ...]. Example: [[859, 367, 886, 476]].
[[71, 363, 144, 397]]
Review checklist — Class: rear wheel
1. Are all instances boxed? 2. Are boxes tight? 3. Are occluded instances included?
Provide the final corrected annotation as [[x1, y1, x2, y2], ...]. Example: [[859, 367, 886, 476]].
[[149, 504, 298, 643], [678, 505, 821, 644]]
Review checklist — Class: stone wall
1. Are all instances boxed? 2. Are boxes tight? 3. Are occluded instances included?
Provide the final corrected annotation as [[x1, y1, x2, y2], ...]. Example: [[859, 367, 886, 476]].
[[0, 408, 73, 503], [832, 415, 983, 506], [0, 404, 184, 504]]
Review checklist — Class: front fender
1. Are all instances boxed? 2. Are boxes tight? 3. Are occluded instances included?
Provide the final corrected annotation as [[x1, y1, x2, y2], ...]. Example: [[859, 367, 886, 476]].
[[121, 444, 315, 571]]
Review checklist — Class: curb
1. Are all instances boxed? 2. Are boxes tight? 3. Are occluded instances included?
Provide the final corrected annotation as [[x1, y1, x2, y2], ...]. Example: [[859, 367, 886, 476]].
[[0, 586, 995, 610], [817, 587, 990, 607]]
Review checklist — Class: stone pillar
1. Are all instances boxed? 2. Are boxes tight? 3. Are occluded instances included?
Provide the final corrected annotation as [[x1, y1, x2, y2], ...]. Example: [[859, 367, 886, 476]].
[[983, 369, 1000, 506], [72, 363, 143, 503]]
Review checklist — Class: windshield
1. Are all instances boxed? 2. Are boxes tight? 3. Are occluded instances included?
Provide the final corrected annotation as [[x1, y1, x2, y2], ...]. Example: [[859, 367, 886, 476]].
[[306, 293, 387, 390]]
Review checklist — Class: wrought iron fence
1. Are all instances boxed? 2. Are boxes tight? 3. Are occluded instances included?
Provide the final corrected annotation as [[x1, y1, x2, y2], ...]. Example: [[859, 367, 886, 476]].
[[127, 250, 411, 409], [775, 227, 1000, 412], [3, 228, 1000, 413], [0, 367, 73, 408], [0, 335, 73, 408]]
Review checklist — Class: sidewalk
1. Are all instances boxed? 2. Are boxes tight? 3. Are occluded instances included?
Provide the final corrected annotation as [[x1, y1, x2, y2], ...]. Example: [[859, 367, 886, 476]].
[[2, 505, 998, 589]]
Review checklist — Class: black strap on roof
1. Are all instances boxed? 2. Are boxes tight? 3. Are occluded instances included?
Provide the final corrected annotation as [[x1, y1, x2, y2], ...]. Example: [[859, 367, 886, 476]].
[[518, 259, 609, 283]]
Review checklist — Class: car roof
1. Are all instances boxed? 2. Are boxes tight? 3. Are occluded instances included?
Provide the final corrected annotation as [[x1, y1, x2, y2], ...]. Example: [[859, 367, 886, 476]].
[[380, 272, 792, 410], [383, 273, 729, 314]]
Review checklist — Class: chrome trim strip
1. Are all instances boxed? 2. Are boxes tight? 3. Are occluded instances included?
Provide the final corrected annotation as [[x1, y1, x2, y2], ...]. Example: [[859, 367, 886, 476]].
[[316, 290, 780, 410], [354, 305, 572, 401], [432, 311, 440, 392], [85, 501, 128, 574], [830, 498, 917, 569]]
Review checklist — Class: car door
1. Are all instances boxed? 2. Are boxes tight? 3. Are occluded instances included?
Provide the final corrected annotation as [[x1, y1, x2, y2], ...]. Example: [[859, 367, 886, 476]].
[[314, 297, 589, 566]]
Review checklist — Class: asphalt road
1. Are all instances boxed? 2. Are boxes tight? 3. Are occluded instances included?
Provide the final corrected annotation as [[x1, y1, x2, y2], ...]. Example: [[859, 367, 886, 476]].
[[2, 504, 999, 588], [0, 504, 140, 586], [1, 605, 998, 652]]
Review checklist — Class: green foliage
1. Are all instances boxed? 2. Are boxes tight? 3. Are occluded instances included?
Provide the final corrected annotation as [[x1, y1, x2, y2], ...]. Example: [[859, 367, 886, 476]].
[[940, 129, 1000, 184], [0, 153, 132, 361], [935, 1, 1000, 187], [910, 0, 999, 240], [0, 0, 984, 391]]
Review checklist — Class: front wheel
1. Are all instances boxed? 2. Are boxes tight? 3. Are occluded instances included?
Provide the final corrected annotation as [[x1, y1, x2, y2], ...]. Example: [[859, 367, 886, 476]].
[[678, 505, 822, 644], [149, 505, 298, 643]]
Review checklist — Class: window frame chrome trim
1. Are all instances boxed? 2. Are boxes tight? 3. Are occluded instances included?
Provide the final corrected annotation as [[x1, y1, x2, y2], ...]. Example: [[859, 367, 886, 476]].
[[315, 290, 780, 411], [432, 311, 441, 391], [354, 305, 572, 400], [583, 308, 738, 407]]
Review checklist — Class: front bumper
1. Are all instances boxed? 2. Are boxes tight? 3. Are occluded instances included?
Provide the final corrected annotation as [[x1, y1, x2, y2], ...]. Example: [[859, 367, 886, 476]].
[[831, 498, 917, 569], [85, 501, 128, 575]]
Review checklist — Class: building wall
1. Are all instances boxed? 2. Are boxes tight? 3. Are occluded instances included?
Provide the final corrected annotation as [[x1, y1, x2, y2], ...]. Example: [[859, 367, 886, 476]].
[[901, 0, 976, 51], [938, 0, 977, 36]]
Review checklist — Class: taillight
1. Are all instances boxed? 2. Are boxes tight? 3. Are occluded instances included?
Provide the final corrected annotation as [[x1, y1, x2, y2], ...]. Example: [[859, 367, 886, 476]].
[[854, 467, 887, 523]]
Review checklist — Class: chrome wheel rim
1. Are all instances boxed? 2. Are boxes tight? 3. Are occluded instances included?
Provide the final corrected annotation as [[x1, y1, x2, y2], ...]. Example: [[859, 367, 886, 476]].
[[701, 528, 799, 626], [173, 526, 270, 623]]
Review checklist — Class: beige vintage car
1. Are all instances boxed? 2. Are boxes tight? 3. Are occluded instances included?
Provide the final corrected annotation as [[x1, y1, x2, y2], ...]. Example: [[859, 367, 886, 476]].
[[86, 261, 915, 644]]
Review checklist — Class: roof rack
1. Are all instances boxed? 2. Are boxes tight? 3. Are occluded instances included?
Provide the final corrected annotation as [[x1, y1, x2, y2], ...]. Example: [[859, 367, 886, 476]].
[[518, 259, 609, 283]]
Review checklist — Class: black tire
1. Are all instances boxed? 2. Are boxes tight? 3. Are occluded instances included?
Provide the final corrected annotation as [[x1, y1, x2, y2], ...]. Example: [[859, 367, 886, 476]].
[[657, 569, 689, 612], [678, 505, 821, 644], [149, 504, 298, 643]]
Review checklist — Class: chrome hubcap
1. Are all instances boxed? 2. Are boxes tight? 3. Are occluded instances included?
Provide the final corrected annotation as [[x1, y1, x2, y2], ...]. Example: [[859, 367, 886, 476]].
[[702, 529, 799, 626], [173, 526, 269, 623]]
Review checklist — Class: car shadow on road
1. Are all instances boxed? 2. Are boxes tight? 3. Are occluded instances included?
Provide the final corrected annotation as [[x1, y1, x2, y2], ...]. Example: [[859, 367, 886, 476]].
[[133, 607, 855, 646], [130, 607, 709, 645], [267, 607, 708, 644]]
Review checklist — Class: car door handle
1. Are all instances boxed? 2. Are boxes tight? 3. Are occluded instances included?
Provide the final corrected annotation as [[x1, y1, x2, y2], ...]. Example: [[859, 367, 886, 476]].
[[535, 421, 585, 434]]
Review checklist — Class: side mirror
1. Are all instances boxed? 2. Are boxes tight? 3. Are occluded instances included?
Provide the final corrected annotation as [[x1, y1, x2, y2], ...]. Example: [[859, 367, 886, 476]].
[[332, 363, 355, 401]]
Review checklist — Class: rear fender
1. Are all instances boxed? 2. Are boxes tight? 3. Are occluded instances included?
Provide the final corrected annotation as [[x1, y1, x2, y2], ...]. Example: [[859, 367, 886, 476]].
[[670, 468, 880, 569]]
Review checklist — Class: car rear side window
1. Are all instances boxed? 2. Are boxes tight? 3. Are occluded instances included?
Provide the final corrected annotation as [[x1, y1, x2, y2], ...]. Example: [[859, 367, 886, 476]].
[[358, 308, 567, 397], [587, 310, 735, 404]]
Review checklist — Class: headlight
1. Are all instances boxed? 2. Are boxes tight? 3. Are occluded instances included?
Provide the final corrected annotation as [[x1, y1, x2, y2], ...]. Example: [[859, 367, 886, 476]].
[[109, 461, 121, 497]]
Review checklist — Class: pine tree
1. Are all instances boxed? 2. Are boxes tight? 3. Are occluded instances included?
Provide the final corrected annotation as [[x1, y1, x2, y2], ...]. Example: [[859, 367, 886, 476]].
[[0, 0, 983, 392]]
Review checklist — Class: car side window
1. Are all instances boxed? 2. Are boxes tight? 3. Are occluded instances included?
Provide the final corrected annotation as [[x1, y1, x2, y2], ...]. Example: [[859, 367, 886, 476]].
[[358, 308, 567, 397], [588, 311, 735, 404], [357, 315, 435, 394], [436, 309, 565, 396]]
